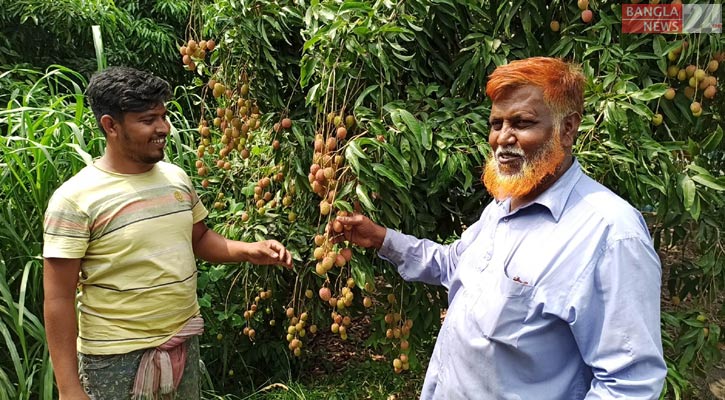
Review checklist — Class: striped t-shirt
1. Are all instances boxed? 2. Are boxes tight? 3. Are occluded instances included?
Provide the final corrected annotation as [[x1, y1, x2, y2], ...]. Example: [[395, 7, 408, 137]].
[[43, 161, 208, 355]]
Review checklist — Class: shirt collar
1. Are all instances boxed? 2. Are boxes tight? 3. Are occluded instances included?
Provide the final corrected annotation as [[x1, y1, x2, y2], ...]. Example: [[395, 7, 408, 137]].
[[533, 158, 583, 221], [497, 158, 583, 222]]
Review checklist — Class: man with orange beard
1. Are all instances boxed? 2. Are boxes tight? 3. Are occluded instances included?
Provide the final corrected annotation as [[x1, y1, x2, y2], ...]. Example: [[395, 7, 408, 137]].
[[333, 57, 666, 399]]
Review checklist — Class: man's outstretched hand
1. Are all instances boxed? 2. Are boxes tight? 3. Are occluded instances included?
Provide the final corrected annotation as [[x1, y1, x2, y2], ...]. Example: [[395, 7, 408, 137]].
[[245, 240, 294, 269], [331, 213, 386, 249]]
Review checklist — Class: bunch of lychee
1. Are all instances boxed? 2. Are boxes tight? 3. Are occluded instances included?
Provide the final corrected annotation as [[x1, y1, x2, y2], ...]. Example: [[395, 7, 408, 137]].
[[382, 294, 414, 374], [285, 307, 315, 356], [312, 229, 353, 276], [180, 39, 216, 71], [660, 46, 721, 121], [241, 288, 273, 341], [578, 0, 593, 24], [308, 112, 355, 206], [317, 278, 355, 310], [273, 117, 293, 135], [253, 176, 277, 215], [212, 192, 226, 211], [211, 98, 261, 159], [194, 76, 265, 192], [319, 277, 358, 340]]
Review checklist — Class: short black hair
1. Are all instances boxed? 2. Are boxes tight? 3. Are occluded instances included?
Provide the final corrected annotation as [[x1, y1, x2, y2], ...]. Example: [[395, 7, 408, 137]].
[[85, 66, 172, 135]]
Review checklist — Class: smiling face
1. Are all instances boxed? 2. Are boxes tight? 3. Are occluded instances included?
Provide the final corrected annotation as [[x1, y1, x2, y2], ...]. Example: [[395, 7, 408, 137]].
[[100, 103, 170, 173], [483, 85, 576, 206]]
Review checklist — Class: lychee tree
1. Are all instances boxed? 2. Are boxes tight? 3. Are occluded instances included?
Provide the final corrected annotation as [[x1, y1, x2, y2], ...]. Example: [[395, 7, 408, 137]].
[[174, 0, 722, 397]]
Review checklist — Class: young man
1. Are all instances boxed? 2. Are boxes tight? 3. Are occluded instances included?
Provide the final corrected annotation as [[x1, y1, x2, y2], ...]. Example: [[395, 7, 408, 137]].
[[43, 66, 293, 400], [334, 57, 667, 399]]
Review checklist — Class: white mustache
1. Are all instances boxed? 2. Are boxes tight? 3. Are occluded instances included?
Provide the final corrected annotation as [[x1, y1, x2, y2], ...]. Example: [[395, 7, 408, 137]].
[[495, 146, 525, 158]]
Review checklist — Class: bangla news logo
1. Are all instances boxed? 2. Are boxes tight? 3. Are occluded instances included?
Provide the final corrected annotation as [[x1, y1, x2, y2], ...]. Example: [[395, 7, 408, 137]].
[[622, 4, 722, 33]]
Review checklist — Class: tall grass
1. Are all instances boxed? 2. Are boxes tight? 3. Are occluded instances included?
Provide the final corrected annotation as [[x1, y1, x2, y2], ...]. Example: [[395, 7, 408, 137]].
[[0, 65, 199, 399], [0, 66, 97, 399]]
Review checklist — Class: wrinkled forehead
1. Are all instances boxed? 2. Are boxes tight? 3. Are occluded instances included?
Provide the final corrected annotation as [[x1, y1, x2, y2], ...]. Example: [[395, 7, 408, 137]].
[[490, 86, 549, 117]]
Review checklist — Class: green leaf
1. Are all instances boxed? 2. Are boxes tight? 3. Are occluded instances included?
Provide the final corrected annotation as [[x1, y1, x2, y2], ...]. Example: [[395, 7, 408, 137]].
[[653, 35, 666, 57], [680, 175, 696, 211], [303, 31, 325, 52], [339, 1, 372, 12], [91, 25, 106, 72], [398, 109, 430, 150], [354, 85, 380, 110], [300, 56, 317, 87], [372, 164, 408, 188], [690, 195, 701, 221], [355, 184, 375, 211], [701, 125, 723, 152], [345, 139, 368, 160], [305, 83, 321, 106], [638, 174, 666, 194], [692, 174, 725, 191], [336, 181, 355, 199], [583, 45, 605, 57], [549, 36, 574, 57], [198, 293, 212, 308], [619, 101, 652, 118], [65, 143, 93, 165], [392, 51, 415, 61], [333, 199, 353, 212], [629, 83, 668, 101]]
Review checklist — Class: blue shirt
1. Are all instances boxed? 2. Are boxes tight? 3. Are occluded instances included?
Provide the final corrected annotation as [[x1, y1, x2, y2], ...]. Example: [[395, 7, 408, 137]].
[[379, 159, 666, 400]]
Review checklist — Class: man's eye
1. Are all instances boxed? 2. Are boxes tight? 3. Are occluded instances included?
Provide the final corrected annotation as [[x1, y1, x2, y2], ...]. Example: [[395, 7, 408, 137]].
[[489, 122, 502, 130]]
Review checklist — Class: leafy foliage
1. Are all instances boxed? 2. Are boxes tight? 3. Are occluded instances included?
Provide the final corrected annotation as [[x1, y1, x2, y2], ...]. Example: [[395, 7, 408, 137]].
[[187, 0, 724, 397], [0, 0, 197, 83]]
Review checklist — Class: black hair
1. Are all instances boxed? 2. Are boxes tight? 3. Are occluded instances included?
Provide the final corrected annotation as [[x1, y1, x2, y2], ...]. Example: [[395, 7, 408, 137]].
[[85, 66, 172, 136]]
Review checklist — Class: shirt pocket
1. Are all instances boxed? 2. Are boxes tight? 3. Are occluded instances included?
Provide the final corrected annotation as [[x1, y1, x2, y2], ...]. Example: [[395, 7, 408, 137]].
[[472, 273, 536, 347]]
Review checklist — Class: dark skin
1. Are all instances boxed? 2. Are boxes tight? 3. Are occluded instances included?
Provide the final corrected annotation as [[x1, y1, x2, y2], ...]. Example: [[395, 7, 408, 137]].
[[334, 85, 581, 248], [96, 103, 171, 174], [488, 85, 580, 210], [45, 105, 292, 400]]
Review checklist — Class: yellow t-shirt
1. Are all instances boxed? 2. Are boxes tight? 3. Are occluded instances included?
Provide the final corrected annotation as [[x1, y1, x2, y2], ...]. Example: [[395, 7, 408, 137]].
[[43, 161, 208, 355]]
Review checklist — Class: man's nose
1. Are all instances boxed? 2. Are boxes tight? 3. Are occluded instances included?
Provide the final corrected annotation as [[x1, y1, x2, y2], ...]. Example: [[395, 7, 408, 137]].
[[157, 119, 171, 136], [496, 122, 517, 146]]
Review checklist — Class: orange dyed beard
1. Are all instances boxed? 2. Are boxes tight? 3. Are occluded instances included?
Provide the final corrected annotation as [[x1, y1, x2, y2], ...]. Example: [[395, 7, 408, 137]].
[[483, 132, 566, 201]]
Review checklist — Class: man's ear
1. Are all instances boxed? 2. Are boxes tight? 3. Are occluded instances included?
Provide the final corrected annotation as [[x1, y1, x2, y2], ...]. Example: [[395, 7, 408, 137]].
[[100, 115, 119, 138], [559, 112, 581, 148]]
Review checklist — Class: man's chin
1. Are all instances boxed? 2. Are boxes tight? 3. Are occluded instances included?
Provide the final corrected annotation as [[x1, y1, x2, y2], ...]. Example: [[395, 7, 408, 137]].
[[140, 155, 164, 165], [483, 160, 541, 200], [495, 167, 523, 178]]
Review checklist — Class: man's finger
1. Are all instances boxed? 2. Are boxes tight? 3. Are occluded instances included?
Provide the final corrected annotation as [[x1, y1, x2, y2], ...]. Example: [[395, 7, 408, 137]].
[[328, 232, 342, 244], [337, 214, 366, 226]]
